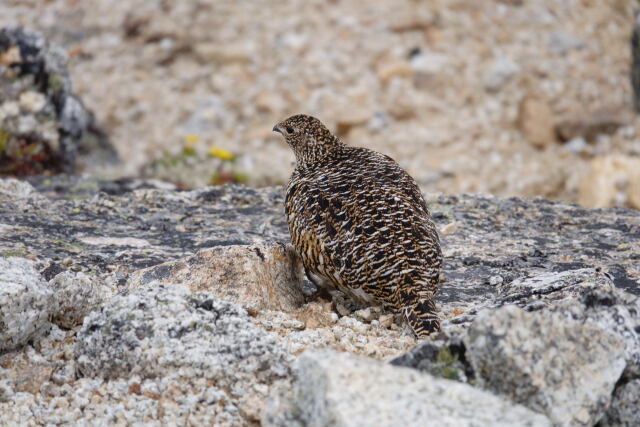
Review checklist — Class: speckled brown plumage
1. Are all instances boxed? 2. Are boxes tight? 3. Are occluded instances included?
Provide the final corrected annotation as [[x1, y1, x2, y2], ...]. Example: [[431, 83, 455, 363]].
[[273, 114, 442, 337]]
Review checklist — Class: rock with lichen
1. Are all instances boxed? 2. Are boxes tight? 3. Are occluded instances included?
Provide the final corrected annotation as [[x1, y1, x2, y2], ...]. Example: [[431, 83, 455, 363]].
[[0, 177, 639, 425], [0, 27, 117, 175]]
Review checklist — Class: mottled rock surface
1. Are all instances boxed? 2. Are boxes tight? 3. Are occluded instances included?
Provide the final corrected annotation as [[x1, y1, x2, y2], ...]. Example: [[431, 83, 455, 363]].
[[600, 379, 640, 426], [49, 271, 107, 329], [75, 283, 292, 423], [465, 305, 626, 426], [0, 175, 637, 314], [0, 176, 639, 425], [0, 27, 116, 175], [263, 349, 551, 427], [0, 257, 56, 352], [129, 243, 306, 312]]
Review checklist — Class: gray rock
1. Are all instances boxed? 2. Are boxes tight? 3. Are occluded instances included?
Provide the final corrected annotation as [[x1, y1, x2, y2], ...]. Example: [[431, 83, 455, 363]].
[[446, 267, 622, 332], [388, 335, 474, 383], [75, 283, 292, 423], [75, 282, 291, 380], [0, 27, 117, 175], [0, 257, 56, 352], [483, 56, 520, 91], [0, 178, 35, 198], [49, 271, 107, 329], [548, 31, 586, 55], [1, 178, 639, 425], [465, 305, 626, 426], [496, 268, 614, 310], [551, 287, 640, 379], [263, 349, 551, 427], [0, 179, 637, 320], [128, 242, 306, 312], [600, 379, 640, 426]]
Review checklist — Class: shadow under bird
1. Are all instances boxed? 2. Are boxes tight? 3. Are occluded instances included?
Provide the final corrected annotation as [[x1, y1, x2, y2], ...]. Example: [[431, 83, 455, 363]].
[[273, 114, 442, 337]]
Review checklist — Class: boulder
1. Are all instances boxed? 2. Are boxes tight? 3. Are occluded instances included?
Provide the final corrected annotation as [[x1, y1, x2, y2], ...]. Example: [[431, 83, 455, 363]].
[[75, 283, 292, 424], [465, 305, 626, 426], [49, 271, 107, 329], [0, 27, 117, 175], [263, 349, 551, 427], [0, 257, 56, 352], [128, 243, 306, 312]]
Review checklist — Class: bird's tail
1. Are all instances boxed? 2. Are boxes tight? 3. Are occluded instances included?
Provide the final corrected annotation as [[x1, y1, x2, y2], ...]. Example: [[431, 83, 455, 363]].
[[403, 298, 440, 338]]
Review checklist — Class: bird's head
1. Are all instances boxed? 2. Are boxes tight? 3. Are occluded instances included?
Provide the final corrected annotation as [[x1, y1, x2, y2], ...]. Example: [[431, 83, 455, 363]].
[[273, 114, 343, 168]]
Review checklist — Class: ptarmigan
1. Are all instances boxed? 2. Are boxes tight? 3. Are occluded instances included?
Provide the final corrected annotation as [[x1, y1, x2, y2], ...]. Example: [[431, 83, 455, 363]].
[[273, 114, 442, 337]]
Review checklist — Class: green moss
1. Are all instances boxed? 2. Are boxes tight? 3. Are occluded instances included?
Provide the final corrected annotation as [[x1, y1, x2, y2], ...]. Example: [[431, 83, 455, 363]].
[[434, 347, 463, 380], [1, 248, 29, 258], [51, 237, 85, 252], [48, 73, 65, 93], [231, 171, 248, 184], [181, 145, 197, 157], [0, 128, 9, 153], [436, 347, 457, 364]]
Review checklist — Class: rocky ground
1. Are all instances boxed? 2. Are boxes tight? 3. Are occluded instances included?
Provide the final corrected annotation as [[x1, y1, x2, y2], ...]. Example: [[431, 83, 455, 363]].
[[2, 1, 640, 425], [1, 1, 639, 208], [0, 176, 638, 425]]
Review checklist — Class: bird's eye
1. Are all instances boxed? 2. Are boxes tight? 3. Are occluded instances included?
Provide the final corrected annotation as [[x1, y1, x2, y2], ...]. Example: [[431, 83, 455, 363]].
[[286, 127, 294, 134]]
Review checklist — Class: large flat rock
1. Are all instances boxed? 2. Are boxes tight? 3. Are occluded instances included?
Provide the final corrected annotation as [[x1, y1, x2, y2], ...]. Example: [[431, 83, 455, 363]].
[[0, 176, 637, 322]]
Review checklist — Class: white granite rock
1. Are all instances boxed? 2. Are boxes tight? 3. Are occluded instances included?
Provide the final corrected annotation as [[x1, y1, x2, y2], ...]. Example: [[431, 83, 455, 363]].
[[263, 349, 552, 427], [0, 257, 56, 352], [465, 305, 626, 426]]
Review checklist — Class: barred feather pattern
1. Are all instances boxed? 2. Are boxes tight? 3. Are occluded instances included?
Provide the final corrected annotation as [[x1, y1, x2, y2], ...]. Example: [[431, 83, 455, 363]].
[[276, 115, 442, 337]]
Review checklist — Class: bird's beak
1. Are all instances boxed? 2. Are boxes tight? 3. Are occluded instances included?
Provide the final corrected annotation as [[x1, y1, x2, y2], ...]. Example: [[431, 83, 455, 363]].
[[272, 124, 283, 134]]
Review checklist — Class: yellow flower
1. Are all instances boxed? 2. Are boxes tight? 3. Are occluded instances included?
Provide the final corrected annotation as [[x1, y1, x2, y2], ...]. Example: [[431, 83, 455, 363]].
[[208, 146, 235, 161], [183, 133, 199, 146]]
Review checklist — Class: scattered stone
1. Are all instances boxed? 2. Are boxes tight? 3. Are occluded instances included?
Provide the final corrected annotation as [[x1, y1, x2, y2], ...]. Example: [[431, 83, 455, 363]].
[[388, 9, 436, 33], [465, 305, 626, 426], [517, 94, 557, 148], [0, 27, 117, 175], [578, 155, 640, 209], [562, 136, 588, 155], [548, 31, 586, 55], [0, 177, 35, 198], [334, 108, 374, 136], [353, 307, 379, 323], [49, 271, 107, 329], [555, 108, 631, 142], [255, 90, 286, 114], [377, 61, 413, 85], [128, 243, 306, 312], [18, 91, 46, 114], [483, 56, 520, 91], [263, 349, 551, 427], [439, 221, 458, 235], [0, 257, 56, 352], [292, 302, 338, 329]]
